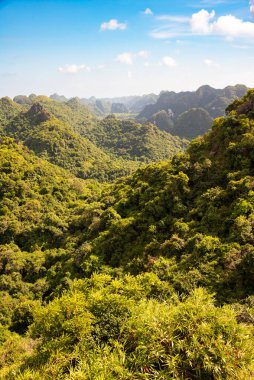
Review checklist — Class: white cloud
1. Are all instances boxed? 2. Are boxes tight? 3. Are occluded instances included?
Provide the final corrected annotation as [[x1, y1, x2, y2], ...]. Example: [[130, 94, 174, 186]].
[[137, 50, 149, 58], [100, 19, 127, 31], [58, 64, 91, 74], [116, 51, 149, 65], [150, 30, 175, 39], [204, 59, 220, 68], [213, 14, 254, 38], [144, 8, 153, 15], [191, 9, 254, 38], [116, 52, 133, 65], [162, 56, 177, 67], [191, 9, 215, 34], [250, 1, 254, 16]]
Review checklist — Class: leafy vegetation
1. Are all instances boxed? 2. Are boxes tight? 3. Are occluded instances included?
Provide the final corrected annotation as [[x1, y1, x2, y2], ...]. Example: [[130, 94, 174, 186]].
[[80, 114, 188, 162], [0, 97, 22, 131], [14, 95, 98, 133], [1, 91, 254, 378], [3, 102, 140, 181]]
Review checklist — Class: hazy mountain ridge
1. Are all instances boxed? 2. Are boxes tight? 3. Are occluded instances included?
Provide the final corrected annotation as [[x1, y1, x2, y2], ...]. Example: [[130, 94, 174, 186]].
[[138, 84, 248, 139], [49, 93, 159, 115]]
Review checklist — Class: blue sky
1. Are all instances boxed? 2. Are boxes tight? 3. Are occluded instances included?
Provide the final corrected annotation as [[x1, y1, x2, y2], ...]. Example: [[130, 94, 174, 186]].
[[1, 0, 254, 98]]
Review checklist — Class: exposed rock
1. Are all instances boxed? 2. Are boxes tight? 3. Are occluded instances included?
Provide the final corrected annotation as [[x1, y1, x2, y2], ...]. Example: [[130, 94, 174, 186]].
[[27, 103, 51, 123]]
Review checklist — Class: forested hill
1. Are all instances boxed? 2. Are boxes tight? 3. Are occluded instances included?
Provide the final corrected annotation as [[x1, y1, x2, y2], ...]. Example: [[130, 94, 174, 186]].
[[79, 114, 188, 162], [0, 97, 23, 129], [65, 88, 254, 300], [0, 96, 187, 181], [1, 91, 254, 378], [2, 100, 139, 182]]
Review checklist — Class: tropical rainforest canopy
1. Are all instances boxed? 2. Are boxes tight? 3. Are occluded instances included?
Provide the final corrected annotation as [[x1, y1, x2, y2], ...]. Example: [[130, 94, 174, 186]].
[[0, 90, 254, 379]]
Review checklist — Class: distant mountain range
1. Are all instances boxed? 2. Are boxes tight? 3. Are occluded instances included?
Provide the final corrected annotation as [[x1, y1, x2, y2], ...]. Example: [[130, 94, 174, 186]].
[[49, 93, 159, 115], [137, 84, 248, 139]]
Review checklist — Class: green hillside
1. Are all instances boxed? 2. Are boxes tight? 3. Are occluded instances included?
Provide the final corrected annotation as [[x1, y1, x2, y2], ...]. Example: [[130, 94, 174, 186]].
[[3, 102, 140, 181], [14, 95, 98, 133], [80, 114, 188, 162], [0, 92, 254, 378], [80, 89, 254, 302], [0, 97, 23, 131], [0, 137, 100, 250]]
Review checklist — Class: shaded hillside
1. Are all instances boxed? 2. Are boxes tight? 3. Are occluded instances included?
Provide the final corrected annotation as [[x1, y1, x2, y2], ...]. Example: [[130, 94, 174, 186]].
[[173, 108, 213, 139], [138, 84, 248, 139], [150, 110, 174, 132], [111, 103, 128, 113]]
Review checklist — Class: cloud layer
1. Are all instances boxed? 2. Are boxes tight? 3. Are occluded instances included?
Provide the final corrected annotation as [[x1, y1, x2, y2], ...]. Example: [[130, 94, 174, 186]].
[[162, 56, 177, 67], [150, 30, 175, 39], [58, 64, 91, 74], [151, 7, 254, 40], [116, 52, 133, 65], [116, 51, 149, 65], [204, 59, 220, 68]]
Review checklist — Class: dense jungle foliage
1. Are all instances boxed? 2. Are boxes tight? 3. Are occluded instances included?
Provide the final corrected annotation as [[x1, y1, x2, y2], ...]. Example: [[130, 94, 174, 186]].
[[1, 91, 254, 378], [79, 114, 187, 162]]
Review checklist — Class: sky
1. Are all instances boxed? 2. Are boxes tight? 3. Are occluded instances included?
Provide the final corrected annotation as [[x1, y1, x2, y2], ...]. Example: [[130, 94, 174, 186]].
[[1, 0, 254, 98]]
